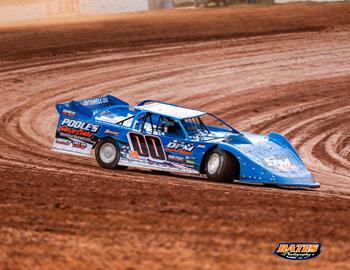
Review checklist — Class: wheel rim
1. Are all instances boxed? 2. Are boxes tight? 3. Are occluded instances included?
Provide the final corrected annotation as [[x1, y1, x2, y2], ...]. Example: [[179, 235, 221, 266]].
[[100, 143, 117, 164], [207, 153, 220, 174]]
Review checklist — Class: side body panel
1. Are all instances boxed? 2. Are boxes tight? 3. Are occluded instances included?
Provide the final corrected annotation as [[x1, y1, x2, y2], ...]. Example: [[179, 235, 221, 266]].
[[117, 131, 213, 174], [52, 96, 214, 173]]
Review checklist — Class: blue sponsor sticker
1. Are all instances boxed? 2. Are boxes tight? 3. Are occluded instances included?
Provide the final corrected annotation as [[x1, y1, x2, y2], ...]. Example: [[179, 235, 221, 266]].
[[274, 242, 321, 260]]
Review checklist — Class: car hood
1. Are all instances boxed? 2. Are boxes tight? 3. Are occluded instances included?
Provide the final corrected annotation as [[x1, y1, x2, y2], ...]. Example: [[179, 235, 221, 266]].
[[224, 132, 307, 173], [217, 131, 320, 187]]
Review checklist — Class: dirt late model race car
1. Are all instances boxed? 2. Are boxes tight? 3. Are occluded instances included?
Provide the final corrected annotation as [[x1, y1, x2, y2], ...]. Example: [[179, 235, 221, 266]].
[[52, 95, 320, 188]]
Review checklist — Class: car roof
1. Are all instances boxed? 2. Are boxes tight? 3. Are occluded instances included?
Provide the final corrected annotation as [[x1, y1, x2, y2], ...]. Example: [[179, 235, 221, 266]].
[[136, 102, 206, 119]]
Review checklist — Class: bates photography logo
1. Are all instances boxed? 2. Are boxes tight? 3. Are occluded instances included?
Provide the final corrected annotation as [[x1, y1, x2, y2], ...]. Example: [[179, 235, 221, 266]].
[[274, 242, 321, 260]]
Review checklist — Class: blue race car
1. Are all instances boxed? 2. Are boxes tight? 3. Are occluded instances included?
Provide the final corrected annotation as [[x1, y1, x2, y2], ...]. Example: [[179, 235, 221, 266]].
[[52, 95, 320, 188]]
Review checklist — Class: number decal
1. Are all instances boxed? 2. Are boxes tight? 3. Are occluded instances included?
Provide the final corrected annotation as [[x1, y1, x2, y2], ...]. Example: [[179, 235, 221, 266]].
[[128, 133, 166, 160], [146, 136, 166, 160], [129, 133, 149, 157]]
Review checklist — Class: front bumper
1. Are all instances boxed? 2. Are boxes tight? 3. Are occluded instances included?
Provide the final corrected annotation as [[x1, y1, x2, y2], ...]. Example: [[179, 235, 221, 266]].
[[239, 171, 320, 188]]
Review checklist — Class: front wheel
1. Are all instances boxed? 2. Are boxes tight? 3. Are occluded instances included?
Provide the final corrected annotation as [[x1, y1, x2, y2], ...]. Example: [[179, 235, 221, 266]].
[[205, 149, 239, 183], [95, 138, 122, 169]]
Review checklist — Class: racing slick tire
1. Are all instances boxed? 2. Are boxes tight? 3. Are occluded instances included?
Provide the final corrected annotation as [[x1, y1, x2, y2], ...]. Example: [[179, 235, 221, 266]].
[[205, 149, 238, 183], [95, 138, 124, 169]]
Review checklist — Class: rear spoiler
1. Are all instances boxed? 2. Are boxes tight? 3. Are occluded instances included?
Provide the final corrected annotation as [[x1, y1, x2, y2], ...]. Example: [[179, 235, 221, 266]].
[[56, 95, 128, 118]]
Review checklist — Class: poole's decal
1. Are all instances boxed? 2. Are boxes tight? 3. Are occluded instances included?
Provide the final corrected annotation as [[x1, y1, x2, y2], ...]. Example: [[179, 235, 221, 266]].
[[274, 242, 321, 260], [58, 126, 95, 139], [166, 140, 195, 155], [53, 118, 100, 156], [60, 119, 100, 133], [58, 119, 100, 140]]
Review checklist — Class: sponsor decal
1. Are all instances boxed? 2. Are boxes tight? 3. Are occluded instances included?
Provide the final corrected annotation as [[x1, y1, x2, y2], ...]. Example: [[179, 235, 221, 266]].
[[59, 119, 100, 139], [130, 150, 140, 158], [166, 140, 195, 155], [60, 118, 100, 137], [54, 138, 88, 149], [53, 137, 93, 156], [118, 156, 198, 174], [62, 109, 76, 117], [59, 126, 94, 139], [274, 242, 321, 260], [61, 119, 100, 133], [198, 144, 206, 149], [120, 144, 129, 157], [185, 159, 195, 165], [168, 154, 184, 163], [72, 141, 87, 149], [55, 138, 71, 146], [81, 97, 109, 107], [104, 129, 119, 137], [264, 157, 296, 172]]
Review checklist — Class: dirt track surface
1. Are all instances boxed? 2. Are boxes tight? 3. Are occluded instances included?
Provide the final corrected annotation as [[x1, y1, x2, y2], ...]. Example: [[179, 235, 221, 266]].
[[0, 3, 350, 270]]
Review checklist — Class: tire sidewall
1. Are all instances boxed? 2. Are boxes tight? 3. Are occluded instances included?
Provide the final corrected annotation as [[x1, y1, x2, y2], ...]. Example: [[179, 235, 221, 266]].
[[205, 150, 225, 179], [96, 138, 120, 169]]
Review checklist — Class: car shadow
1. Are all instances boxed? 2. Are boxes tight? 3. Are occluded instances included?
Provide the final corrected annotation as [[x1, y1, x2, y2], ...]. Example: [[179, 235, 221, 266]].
[[123, 167, 319, 192]]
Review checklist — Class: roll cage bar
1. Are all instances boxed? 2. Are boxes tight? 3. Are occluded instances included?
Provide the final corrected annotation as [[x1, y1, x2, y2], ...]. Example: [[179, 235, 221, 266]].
[[138, 100, 239, 132], [96, 102, 239, 138]]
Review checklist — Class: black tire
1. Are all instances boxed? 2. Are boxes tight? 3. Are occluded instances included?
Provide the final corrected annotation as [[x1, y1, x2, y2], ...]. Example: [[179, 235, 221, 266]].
[[95, 138, 122, 169], [205, 149, 239, 183]]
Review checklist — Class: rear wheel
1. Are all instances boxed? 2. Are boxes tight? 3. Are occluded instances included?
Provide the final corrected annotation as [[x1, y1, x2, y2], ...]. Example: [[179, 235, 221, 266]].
[[95, 138, 123, 169], [205, 149, 238, 183]]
